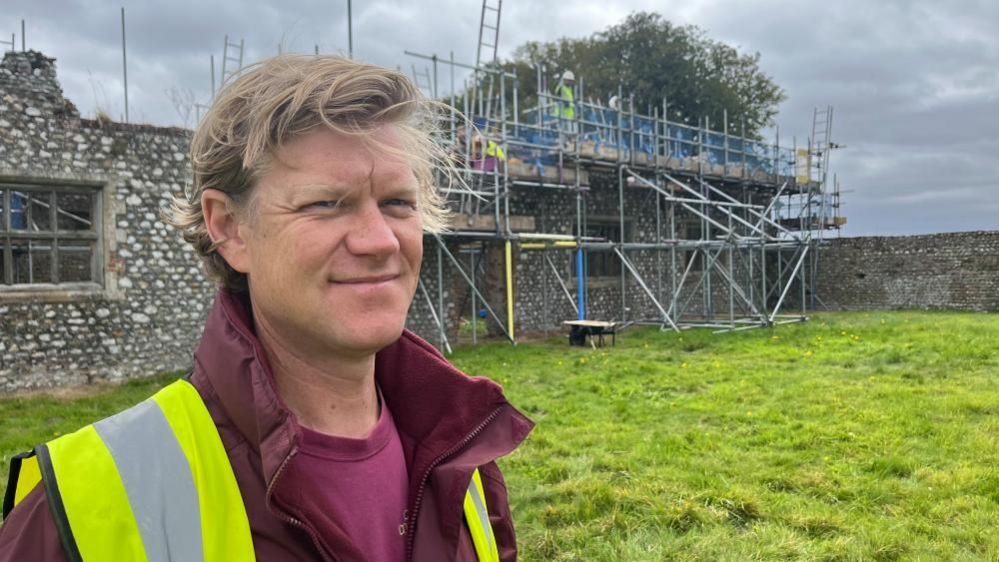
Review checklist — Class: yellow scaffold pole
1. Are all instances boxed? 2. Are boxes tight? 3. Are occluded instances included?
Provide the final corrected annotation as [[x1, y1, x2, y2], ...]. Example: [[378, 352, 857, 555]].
[[517, 241, 578, 251], [505, 240, 515, 340]]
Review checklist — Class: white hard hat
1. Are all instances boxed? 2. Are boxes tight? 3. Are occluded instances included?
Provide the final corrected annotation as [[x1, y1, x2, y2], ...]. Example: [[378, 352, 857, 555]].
[[561, 70, 575, 82], [609, 95, 620, 110]]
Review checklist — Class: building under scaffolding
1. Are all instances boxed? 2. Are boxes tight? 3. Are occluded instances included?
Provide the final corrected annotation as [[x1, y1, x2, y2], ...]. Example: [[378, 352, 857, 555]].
[[405, 40, 844, 351], [183, 1, 845, 348]]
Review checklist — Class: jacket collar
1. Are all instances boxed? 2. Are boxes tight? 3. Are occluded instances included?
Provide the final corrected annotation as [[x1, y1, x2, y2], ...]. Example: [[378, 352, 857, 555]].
[[192, 290, 533, 487]]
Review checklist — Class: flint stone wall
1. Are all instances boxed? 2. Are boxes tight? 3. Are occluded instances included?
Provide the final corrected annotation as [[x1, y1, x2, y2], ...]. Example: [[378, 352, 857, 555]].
[[816, 232, 999, 312], [0, 51, 214, 391]]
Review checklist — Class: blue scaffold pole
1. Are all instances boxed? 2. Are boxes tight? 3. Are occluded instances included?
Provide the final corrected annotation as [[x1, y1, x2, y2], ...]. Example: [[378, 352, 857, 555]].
[[576, 248, 586, 320]]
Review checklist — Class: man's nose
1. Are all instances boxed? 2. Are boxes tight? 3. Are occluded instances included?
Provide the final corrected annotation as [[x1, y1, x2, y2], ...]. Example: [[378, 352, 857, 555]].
[[346, 202, 401, 256]]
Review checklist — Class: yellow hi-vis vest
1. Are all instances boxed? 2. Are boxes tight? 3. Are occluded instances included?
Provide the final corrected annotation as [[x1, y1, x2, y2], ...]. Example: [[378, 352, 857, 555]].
[[552, 83, 575, 120], [3, 379, 501, 562], [485, 140, 506, 161]]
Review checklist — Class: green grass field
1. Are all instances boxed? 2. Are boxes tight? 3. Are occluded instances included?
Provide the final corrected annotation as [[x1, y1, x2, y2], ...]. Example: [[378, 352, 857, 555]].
[[3, 311, 998, 560]]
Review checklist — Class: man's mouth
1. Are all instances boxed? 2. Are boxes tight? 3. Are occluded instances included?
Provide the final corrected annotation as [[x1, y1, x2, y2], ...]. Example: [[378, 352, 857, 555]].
[[332, 274, 399, 284]]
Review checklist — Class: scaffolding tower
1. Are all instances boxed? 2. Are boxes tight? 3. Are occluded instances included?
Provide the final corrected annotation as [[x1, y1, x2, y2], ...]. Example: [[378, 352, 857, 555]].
[[404, 45, 844, 351], [175, 3, 843, 350]]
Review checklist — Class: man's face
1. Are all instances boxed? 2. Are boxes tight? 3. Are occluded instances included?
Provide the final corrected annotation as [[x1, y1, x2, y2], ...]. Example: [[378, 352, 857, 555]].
[[231, 126, 423, 361]]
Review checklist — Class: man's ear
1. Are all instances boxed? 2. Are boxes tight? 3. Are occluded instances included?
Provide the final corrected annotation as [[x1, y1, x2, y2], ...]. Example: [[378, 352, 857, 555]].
[[202, 189, 252, 274]]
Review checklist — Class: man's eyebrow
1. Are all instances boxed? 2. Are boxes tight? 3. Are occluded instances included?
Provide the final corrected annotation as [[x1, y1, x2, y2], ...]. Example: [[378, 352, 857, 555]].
[[386, 183, 420, 195], [288, 183, 353, 198]]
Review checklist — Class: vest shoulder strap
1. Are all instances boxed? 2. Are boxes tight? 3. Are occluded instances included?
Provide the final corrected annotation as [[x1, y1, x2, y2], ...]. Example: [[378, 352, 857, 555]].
[[2, 450, 41, 519], [30, 379, 254, 562]]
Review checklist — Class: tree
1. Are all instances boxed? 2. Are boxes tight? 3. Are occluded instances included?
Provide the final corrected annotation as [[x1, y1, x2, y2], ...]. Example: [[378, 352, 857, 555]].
[[164, 86, 198, 129], [500, 12, 785, 137]]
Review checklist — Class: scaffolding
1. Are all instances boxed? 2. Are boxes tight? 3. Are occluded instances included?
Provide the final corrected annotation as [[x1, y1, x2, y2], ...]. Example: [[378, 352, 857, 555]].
[[127, 4, 843, 348], [1, 19, 25, 53], [9, 7, 842, 349], [405, 29, 843, 350]]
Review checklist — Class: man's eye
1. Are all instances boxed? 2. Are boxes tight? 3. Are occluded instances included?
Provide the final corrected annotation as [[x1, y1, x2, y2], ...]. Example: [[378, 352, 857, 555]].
[[384, 199, 417, 209], [304, 200, 340, 210]]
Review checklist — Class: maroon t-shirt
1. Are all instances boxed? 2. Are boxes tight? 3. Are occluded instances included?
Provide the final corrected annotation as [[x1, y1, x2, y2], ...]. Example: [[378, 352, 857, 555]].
[[295, 398, 408, 562]]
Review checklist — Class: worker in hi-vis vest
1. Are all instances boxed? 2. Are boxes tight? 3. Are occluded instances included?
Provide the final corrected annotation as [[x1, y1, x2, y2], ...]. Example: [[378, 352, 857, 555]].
[[483, 135, 506, 171], [551, 70, 576, 123], [0, 54, 534, 562]]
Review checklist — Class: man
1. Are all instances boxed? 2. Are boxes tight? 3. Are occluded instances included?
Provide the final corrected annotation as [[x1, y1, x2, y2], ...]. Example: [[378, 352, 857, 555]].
[[548, 70, 576, 140], [470, 131, 506, 173], [0, 55, 533, 561], [551, 70, 575, 123]]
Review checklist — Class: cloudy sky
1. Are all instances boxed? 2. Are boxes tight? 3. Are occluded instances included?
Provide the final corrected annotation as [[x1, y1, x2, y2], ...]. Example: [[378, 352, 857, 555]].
[[4, 0, 997, 236]]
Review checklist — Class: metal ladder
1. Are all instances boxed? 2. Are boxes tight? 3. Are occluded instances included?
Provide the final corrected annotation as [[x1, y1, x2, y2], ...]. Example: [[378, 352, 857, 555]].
[[476, 0, 502, 69], [805, 105, 837, 309], [474, 0, 503, 128], [811, 106, 834, 193], [221, 35, 245, 84]]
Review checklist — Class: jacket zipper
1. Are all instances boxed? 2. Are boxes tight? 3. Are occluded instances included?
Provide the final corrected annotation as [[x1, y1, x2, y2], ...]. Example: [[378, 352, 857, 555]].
[[265, 446, 338, 562], [404, 405, 505, 562]]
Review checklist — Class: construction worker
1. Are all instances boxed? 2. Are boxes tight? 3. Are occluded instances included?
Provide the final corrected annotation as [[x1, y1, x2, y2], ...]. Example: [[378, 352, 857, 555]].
[[0, 55, 533, 562], [485, 138, 505, 161], [554, 70, 576, 121], [472, 132, 506, 173]]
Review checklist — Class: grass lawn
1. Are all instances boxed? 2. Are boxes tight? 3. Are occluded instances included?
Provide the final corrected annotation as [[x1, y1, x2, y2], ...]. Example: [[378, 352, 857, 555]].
[[3, 311, 999, 560]]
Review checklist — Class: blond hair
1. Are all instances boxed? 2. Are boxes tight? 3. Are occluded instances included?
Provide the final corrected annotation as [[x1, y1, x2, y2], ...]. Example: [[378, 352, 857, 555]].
[[167, 54, 452, 292]]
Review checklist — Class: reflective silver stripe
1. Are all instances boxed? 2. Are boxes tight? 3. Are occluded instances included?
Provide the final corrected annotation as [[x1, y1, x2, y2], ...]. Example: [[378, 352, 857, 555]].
[[94, 400, 203, 562], [466, 478, 495, 549]]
